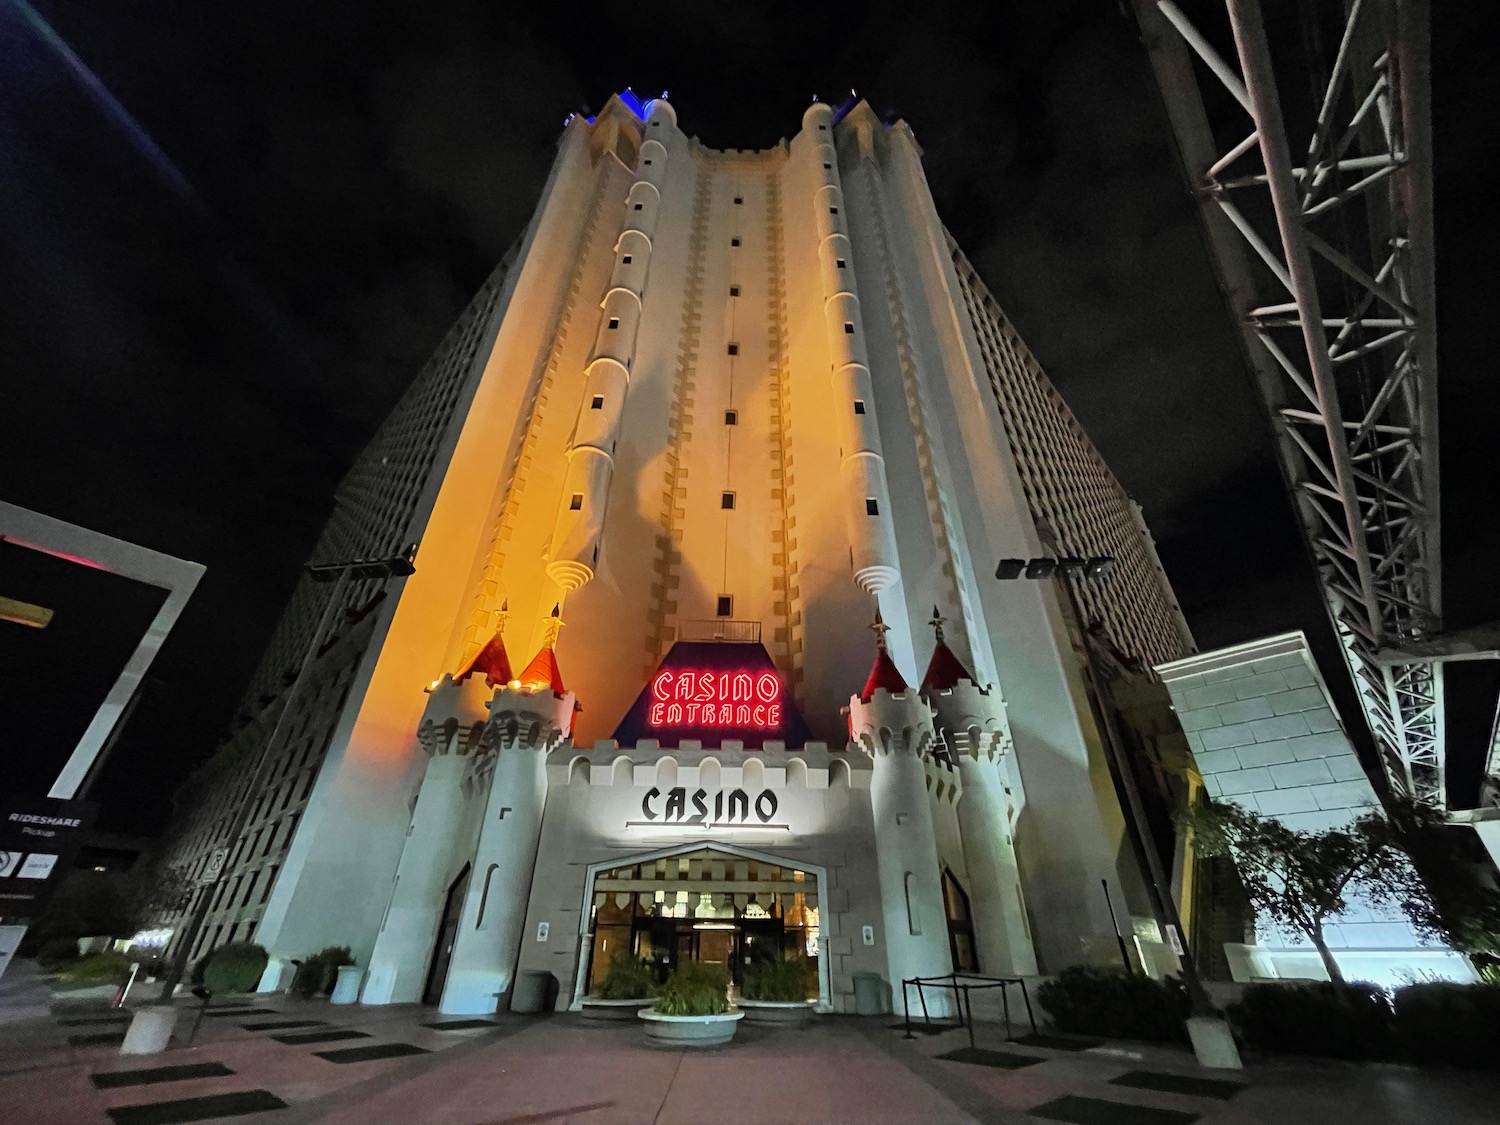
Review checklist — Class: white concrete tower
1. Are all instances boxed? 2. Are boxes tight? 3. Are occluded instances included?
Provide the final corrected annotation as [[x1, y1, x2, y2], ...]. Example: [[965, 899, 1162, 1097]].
[[921, 609, 1038, 976], [439, 617, 575, 1014], [545, 98, 676, 593], [847, 614, 953, 1008], [360, 627, 511, 1005], [802, 101, 901, 597]]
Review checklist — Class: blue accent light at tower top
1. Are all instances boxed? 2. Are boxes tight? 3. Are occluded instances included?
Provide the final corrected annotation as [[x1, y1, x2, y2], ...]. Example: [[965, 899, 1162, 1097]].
[[617, 88, 648, 122]]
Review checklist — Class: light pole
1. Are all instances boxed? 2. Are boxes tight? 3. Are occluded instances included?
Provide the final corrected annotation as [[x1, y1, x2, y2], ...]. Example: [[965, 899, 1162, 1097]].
[[998, 530, 1241, 1068], [122, 548, 415, 1054]]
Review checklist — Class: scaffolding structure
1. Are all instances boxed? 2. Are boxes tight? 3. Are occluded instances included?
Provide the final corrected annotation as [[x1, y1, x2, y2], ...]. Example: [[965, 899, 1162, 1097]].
[[1135, 0, 1446, 804]]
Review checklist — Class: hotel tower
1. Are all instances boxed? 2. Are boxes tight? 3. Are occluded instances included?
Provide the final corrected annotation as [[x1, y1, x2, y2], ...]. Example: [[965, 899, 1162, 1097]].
[[151, 92, 1196, 1013]]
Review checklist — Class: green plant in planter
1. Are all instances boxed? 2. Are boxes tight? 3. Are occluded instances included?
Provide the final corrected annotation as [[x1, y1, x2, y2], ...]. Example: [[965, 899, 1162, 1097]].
[[652, 961, 729, 1016], [742, 956, 810, 1002], [593, 951, 656, 1000], [203, 942, 269, 995], [292, 946, 355, 997]]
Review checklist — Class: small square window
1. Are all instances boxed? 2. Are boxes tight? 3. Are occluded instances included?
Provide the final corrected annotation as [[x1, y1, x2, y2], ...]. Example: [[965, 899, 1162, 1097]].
[[622, 254, 632, 264], [634, 203, 644, 211], [651, 120, 660, 127], [591, 395, 605, 410], [727, 343, 738, 356], [721, 492, 736, 510], [823, 162, 832, 169], [818, 124, 827, 130], [608, 317, 620, 329], [729, 285, 740, 297], [830, 206, 839, 215], [853, 400, 866, 415], [570, 493, 584, 511], [734, 196, 743, 205], [865, 497, 879, 515], [844, 322, 855, 334], [644, 158, 653, 165], [724, 410, 737, 426], [716, 595, 733, 617], [731, 238, 741, 247], [836, 258, 847, 268]]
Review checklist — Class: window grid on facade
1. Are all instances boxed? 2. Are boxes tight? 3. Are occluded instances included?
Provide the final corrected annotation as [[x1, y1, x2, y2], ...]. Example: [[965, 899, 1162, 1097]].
[[948, 237, 1192, 669]]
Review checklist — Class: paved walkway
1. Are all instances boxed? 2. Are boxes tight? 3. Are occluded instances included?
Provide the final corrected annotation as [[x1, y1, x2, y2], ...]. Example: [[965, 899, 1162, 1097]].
[[1, 962, 1495, 1125]]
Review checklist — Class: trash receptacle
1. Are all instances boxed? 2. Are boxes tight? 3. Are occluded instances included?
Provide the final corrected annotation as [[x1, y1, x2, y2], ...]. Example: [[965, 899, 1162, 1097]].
[[510, 970, 556, 1014], [853, 972, 889, 1016]]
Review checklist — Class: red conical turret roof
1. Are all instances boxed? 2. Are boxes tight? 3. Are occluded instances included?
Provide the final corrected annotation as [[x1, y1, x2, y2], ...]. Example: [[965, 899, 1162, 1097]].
[[518, 604, 567, 695], [454, 631, 513, 687], [859, 609, 908, 702], [920, 605, 977, 694]]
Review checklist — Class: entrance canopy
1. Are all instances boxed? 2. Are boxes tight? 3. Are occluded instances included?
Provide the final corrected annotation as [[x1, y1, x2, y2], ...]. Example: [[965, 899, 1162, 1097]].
[[611, 641, 813, 749]]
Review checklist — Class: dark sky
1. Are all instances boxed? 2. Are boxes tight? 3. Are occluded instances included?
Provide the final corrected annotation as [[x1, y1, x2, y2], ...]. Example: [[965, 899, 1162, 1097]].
[[2, 0, 1495, 836]]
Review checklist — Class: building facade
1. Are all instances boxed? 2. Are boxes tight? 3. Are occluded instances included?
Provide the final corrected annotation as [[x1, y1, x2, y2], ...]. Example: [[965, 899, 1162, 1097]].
[[153, 93, 1198, 1012], [1157, 632, 1473, 987]]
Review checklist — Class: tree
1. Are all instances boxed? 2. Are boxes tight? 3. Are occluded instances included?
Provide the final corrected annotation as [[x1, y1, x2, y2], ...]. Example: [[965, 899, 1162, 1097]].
[[1373, 797, 1500, 976], [1180, 799, 1426, 997], [21, 864, 194, 954]]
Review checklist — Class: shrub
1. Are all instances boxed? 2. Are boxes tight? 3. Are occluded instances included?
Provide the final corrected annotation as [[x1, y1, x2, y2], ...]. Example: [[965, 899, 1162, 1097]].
[[59, 951, 132, 983], [593, 951, 655, 1000], [292, 946, 355, 997], [1228, 981, 1393, 1059], [203, 943, 269, 995], [742, 956, 811, 1002], [1036, 966, 1189, 1043], [36, 937, 80, 971], [1393, 982, 1500, 1070], [652, 961, 729, 1016]]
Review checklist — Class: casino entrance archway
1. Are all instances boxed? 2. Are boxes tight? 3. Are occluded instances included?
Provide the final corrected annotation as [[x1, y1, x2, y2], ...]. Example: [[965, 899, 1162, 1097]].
[[571, 843, 831, 1010]]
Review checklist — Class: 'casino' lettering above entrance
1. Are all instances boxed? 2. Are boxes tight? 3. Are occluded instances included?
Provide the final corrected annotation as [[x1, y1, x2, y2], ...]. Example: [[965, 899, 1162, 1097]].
[[628, 786, 784, 830]]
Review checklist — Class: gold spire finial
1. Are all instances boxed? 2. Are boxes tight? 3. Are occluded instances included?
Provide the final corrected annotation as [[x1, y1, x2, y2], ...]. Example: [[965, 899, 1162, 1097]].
[[496, 599, 511, 633], [871, 607, 891, 652], [542, 603, 565, 646], [929, 605, 946, 644]]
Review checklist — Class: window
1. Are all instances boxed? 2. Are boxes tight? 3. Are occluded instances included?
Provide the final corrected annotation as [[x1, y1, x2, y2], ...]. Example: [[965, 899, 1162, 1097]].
[[716, 596, 733, 617], [866, 497, 879, 516], [570, 493, 583, 511], [823, 162, 832, 169], [844, 322, 855, 334], [607, 317, 619, 330], [818, 124, 827, 130], [591, 395, 605, 410], [727, 343, 738, 356], [734, 196, 743, 205], [729, 285, 740, 297], [904, 872, 922, 935], [836, 258, 846, 268], [853, 400, 866, 415], [262, 866, 278, 904], [721, 492, 736, 510], [622, 254, 632, 264], [633, 202, 644, 211], [830, 206, 839, 215], [724, 410, 737, 426], [730, 238, 740, 247], [644, 158, 653, 165]]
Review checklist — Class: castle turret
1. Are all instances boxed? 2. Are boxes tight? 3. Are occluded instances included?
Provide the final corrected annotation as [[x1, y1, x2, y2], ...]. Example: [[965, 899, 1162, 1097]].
[[847, 612, 952, 1007], [922, 609, 1037, 975], [362, 609, 515, 1005], [439, 607, 575, 1014]]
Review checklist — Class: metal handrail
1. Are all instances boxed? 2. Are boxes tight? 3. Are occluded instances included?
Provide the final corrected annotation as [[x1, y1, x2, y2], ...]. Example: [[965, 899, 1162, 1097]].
[[900, 972, 1037, 1050]]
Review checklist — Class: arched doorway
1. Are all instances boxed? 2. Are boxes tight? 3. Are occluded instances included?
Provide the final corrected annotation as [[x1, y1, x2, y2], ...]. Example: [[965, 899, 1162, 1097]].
[[423, 864, 470, 1006], [942, 869, 979, 973], [572, 843, 832, 1010]]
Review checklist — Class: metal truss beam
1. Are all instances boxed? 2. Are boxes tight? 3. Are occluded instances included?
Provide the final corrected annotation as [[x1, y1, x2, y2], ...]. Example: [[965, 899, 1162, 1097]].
[[1136, 0, 1446, 804]]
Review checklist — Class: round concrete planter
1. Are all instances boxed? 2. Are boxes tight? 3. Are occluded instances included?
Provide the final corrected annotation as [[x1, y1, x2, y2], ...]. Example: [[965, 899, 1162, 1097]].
[[738, 999, 817, 1028], [638, 1007, 744, 1048], [580, 997, 653, 1023], [330, 965, 363, 1005]]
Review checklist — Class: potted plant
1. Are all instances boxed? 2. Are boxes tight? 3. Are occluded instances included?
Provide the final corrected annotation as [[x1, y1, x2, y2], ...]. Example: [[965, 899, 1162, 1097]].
[[582, 951, 656, 1022], [739, 955, 817, 1027], [638, 961, 742, 1048]]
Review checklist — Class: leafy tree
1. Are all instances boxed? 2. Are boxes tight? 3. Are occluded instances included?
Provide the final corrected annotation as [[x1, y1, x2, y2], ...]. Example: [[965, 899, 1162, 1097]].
[[1373, 797, 1500, 974], [22, 865, 194, 954], [1180, 799, 1426, 997]]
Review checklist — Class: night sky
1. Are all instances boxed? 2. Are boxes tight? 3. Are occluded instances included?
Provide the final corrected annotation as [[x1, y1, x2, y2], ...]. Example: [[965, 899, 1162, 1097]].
[[2, 0, 1496, 837]]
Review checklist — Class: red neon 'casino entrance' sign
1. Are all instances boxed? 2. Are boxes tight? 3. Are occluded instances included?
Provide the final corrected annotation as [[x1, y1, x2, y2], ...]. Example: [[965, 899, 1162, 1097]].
[[647, 669, 782, 729]]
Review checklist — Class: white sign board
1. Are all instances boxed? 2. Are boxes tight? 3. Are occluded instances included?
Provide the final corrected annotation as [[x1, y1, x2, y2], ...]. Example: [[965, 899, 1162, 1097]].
[[199, 848, 229, 886]]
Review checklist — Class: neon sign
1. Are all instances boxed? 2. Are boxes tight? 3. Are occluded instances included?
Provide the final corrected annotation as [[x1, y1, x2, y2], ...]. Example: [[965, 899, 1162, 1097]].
[[632, 786, 781, 826], [647, 669, 782, 729]]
